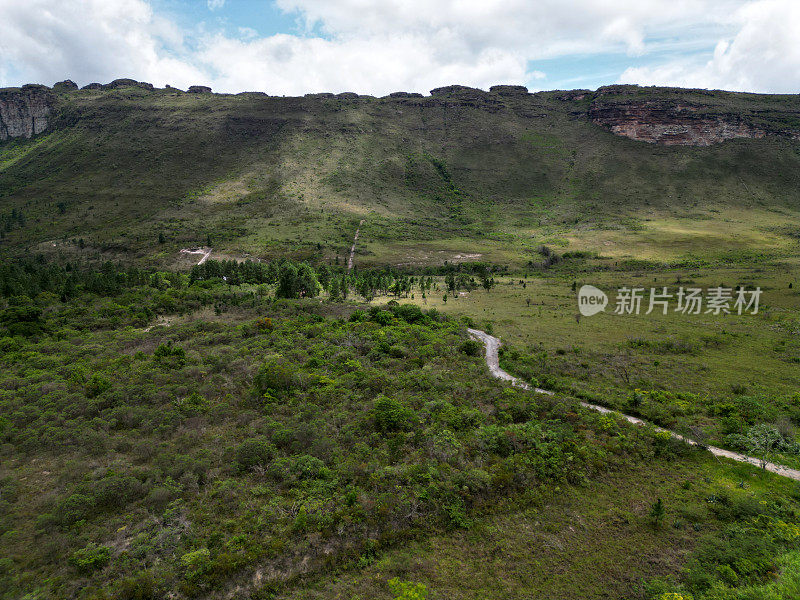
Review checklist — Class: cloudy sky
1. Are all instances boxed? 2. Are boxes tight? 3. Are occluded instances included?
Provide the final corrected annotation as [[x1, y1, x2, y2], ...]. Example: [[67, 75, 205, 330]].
[[1, 0, 798, 95]]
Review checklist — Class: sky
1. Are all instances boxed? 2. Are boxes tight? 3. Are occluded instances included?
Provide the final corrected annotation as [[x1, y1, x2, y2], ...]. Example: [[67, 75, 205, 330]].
[[1, 0, 799, 95]]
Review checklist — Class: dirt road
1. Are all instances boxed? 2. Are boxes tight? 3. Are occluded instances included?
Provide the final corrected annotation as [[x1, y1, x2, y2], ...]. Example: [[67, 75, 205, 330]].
[[180, 247, 212, 265], [347, 220, 364, 271], [468, 328, 800, 482]]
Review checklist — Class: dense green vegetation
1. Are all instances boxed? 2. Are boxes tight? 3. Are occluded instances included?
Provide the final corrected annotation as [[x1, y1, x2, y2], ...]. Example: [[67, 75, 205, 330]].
[[0, 256, 798, 599], [0, 258, 632, 598]]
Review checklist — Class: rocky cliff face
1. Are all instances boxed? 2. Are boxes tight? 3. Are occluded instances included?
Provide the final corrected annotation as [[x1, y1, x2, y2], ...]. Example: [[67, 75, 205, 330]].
[[587, 85, 800, 146], [2, 79, 799, 147], [0, 85, 54, 141]]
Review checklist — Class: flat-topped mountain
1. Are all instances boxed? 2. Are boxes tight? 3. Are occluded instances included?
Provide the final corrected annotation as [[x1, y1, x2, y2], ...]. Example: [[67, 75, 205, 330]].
[[4, 79, 799, 145]]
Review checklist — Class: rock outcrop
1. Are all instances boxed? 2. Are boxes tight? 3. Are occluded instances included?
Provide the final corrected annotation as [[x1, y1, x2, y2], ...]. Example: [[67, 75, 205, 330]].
[[53, 80, 78, 91], [489, 85, 528, 96], [104, 78, 154, 90], [589, 98, 764, 146], [430, 85, 488, 99], [3, 78, 800, 148], [588, 85, 800, 146], [555, 90, 591, 101], [386, 92, 423, 99], [0, 84, 55, 141]]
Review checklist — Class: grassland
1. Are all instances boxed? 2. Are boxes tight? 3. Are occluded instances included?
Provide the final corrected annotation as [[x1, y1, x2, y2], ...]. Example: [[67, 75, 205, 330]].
[[370, 259, 797, 427]]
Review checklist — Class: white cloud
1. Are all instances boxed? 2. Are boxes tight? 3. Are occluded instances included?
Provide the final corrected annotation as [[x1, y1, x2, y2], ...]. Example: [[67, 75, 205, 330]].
[[275, 0, 742, 58], [619, 0, 800, 92], [0, 0, 206, 88], [0, 0, 797, 94], [196, 32, 529, 95], [196, 0, 749, 94]]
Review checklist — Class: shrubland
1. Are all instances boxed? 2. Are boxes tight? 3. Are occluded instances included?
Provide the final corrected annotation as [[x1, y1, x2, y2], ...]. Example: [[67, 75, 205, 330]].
[[0, 255, 799, 598]]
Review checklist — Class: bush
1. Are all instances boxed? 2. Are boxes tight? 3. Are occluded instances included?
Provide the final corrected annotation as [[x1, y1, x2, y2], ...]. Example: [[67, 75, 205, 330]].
[[116, 571, 160, 600], [253, 358, 296, 399], [477, 425, 514, 457], [56, 493, 95, 526], [372, 310, 393, 326], [459, 339, 481, 356], [69, 543, 111, 572], [176, 391, 209, 416], [388, 577, 428, 600], [85, 373, 111, 398], [269, 454, 330, 481], [374, 396, 415, 433], [387, 345, 406, 358], [235, 437, 275, 472], [180, 548, 211, 580], [93, 474, 144, 510], [153, 343, 186, 368], [393, 304, 425, 324]]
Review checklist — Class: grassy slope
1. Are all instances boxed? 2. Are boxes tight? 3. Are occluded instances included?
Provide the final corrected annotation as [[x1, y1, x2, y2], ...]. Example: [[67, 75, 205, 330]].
[[1, 86, 799, 267]]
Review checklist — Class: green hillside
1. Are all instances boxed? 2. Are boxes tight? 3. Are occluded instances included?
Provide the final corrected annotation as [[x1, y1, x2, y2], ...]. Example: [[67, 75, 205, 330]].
[[2, 84, 800, 268]]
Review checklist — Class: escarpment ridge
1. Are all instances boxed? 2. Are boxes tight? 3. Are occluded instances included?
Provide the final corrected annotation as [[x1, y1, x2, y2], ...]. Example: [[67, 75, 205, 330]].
[[2, 79, 799, 146]]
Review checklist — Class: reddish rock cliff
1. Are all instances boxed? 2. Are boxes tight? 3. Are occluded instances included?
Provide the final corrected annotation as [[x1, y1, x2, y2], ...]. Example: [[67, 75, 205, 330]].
[[587, 85, 800, 146]]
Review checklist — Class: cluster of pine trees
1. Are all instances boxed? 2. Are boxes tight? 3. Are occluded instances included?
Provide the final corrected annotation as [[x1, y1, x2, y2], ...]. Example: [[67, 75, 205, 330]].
[[0, 258, 160, 300], [0, 256, 504, 305]]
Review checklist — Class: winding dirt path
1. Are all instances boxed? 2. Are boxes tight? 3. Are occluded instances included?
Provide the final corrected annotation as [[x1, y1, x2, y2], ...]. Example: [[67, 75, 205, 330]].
[[468, 328, 800, 482], [347, 220, 364, 271]]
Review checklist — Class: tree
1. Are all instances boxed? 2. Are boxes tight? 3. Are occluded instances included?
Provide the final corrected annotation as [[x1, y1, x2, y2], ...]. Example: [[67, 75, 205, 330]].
[[745, 423, 785, 469], [276, 263, 299, 298], [296, 263, 320, 298], [317, 264, 331, 290], [649, 498, 665, 529], [328, 277, 341, 300], [0, 296, 43, 336], [445, 272, 456, 293]]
